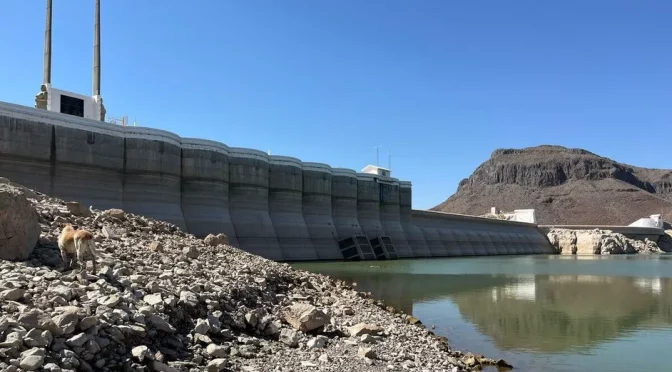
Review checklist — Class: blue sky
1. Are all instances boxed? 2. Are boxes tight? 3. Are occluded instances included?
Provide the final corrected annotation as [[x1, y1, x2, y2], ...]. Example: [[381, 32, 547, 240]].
[[1, 0, 670, 210]]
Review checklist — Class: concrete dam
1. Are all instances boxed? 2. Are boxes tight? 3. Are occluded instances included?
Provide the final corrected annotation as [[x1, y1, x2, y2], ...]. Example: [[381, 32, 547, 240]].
[[0, 101, 554, 260]]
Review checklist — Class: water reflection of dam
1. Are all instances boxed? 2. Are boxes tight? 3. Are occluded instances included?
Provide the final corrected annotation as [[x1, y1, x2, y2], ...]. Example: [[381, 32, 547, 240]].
[[314, 269, 672, 353]]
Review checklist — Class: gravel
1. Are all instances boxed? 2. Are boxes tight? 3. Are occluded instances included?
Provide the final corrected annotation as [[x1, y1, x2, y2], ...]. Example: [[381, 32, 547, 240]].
[[0, 184, 511, 371]]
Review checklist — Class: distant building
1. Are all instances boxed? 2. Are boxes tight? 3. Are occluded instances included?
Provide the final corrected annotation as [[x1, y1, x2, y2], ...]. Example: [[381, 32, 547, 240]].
[[361, 165, 391, 178], [629, 214, 663, 229]]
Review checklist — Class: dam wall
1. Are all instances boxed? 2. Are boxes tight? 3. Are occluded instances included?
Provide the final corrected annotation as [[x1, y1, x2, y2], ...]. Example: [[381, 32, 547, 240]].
[[123, 127, 186, 230], [357, 173, 385, 239], [331, 168, 364, 239], [268, 156, 315, 260], [399, 181, 431, 257], [228, 148, 282, 260], [302, 163, 341, 260], [180, 138, 237, 246], [0, 101, 554, 261], [379, 177, 412, 257], [412, 210, 555, 255]]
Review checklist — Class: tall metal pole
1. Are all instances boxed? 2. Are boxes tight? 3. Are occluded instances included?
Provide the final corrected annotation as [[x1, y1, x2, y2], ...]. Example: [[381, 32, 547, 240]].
[[43, 0, 52, 85], [93, 0, 101, 96]]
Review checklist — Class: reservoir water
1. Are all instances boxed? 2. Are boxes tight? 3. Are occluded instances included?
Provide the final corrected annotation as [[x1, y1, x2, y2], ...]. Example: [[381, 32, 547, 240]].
[[293, 255, 672, 372]]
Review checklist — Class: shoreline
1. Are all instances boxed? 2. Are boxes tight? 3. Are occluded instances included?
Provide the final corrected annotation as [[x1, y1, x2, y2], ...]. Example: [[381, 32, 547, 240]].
[[0, 181, 511, 372]]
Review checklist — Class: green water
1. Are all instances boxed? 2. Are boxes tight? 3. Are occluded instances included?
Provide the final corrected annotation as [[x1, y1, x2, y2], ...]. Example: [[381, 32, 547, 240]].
[[293, 255, 672, 372]]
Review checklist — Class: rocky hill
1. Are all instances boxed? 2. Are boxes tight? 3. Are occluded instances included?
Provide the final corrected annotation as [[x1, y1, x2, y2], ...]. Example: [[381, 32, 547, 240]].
[[433, 145, 672, 225]]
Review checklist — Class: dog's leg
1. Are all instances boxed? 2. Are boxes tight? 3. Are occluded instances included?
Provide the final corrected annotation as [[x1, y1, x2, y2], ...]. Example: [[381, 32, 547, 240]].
[[60, 248, 69, 270], [76, 248, 87, 274], [74, 239, 86, 273], [89, 241, 97, 275]]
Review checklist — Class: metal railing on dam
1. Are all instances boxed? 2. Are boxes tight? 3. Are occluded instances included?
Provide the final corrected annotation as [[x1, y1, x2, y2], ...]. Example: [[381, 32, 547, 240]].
[[0, 101, 554, 260]]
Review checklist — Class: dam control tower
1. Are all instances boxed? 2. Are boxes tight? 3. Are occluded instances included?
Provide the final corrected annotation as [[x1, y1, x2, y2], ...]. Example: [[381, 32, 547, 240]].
[[34, 0, 106, 121]]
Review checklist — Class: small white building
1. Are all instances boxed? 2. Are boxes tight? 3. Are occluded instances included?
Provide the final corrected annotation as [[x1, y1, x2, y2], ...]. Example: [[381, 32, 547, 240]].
[[36, 84, 105, 121], [629, 214, 664, 229], [361, 165, 391, 178]]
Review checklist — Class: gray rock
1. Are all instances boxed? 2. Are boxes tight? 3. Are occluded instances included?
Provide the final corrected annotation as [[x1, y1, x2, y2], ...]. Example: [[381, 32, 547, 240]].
[[152, 361, 180, 372], [19, 354, 45, 371], [307, 336, 327, 349], [24, 328, 51, 348], [279, 329, 301, 348], [358, 347, 376, 359], [43, 363, 61, 372], [360, 334, 376, 344], [65, 333, 88, 348], [54, 312, 79, 335], [99, 294, 121, 308], [0, 184, 40, 260], [78, 316, 97, 331], [103, 208, 125, 220], [147, 315, 176, 333], [132, 345, 150, 362], [206, 358, 227, 371], [206, 344, 228, 358], [194, 318, 210, 335], [281, 304, 330, 332], [183, 246, 200, 259], [348, 323, 382, 337], [144, 293, 163, 306], [65, 202, 91, 217], [0, 288, 25, 301], [179, 291, 198, 307], [245, 312, 258, 328]]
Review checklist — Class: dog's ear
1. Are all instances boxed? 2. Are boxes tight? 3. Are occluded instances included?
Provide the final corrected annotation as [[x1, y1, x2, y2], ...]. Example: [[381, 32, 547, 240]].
[[72, 225, 79, 230]]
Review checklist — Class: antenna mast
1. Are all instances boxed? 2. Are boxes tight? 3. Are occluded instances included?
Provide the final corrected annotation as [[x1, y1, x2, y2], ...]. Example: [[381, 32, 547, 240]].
[[43, 0, 52, 85]]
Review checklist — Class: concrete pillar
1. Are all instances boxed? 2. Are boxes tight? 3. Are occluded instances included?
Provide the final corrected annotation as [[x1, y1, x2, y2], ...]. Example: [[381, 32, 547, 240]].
[[379, 178, 412, 257], [180, 138, 237, 244], [453, 229, 476, 256], [357, 173, 384, 239], [302, 162, 340, 260], [468, 230, 487, 255], [437, 226, 461, 256], [269, 156, 315, 260], [331, 168, 364, 239], [412, 213, 449, 256], [228, 148, 282, 260], [122, 127, 186, 230], [399, 182, 431, 257], [478, 230, 498, 255]]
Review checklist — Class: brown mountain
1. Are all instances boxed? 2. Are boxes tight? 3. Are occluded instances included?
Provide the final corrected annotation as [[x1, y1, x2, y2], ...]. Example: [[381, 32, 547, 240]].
[[432, 145, 672, 225]]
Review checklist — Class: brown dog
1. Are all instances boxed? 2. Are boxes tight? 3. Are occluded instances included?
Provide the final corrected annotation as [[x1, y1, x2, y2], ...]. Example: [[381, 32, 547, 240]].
[[58, 224, 97, 274]]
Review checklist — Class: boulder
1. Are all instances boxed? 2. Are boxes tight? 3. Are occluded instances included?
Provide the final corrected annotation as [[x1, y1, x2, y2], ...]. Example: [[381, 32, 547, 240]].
[[546, 229, 577, 254], [0, 184, 40, 260], [575, 229, 609, 254], [65, 201, 92, 217], [657, 231, 672, 252], [282, 304, 330, 332], [204, 233, 229, 247], [348, 323, 382, 337], [279, 329, 300, 347], [103, 208, 126, 220]]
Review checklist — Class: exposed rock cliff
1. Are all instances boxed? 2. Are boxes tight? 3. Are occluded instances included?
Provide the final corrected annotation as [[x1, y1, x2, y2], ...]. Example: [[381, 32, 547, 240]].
[[545, 228, 666, 255], [433, 145, 672, 225]]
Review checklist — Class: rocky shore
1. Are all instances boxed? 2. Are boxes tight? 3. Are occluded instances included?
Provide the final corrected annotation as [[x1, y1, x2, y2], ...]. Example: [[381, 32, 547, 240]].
[[0, 180, 509, 372], [545, 228, 672, 255]]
